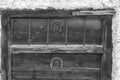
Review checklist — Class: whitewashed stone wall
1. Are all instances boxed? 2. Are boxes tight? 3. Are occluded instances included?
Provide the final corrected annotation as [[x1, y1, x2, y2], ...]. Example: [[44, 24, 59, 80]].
[[0, 0, 120, 80]]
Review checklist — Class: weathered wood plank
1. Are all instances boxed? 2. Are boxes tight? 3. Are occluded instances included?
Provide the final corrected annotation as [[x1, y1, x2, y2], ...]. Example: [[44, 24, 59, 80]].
[[12, 69, 100, 79], [1, 13, 9, 80], [72, 10, 115, 16], [2, 10, 115, 18], [103, 18, 112, 80], [10, 10, 72, 18], [10, 45, 103, 53], [11, 53, 101, 80], [11, 53, 101, 69], [12, 77, 98, 80], [12, 67, 100, 71]]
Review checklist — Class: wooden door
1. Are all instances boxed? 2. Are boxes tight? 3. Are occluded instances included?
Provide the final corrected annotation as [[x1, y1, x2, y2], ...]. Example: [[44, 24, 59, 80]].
[[1, 11, 113, 80]]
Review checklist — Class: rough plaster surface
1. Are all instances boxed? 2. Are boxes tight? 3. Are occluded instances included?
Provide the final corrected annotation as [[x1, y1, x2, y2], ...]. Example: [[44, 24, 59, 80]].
[[0, 0, 120, 80], [112, 8, 120, 80], [0, 0, 119, 9]]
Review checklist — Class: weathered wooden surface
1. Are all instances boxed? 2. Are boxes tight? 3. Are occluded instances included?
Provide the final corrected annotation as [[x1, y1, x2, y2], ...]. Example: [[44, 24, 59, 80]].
[[12, 70, 100, 80], [11, 53, 101, 80], [11, 17, 103, 45], [102, 18, 112, 80], [30, 19, 48, 44], [49, 19, 66, 44], [10, 45, 103, 53], [67, 18, 84, 44], [11, 19, 29, 44], [1, 11, 114, 80], [10, 10, 72, 18], [4, 10, 115, 17], [72, 10, 115, 16], [1, 13, 9, 80]]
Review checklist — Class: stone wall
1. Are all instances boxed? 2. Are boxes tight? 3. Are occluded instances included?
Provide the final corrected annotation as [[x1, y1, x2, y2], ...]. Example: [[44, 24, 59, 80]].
[[0, 0, 120, 80]]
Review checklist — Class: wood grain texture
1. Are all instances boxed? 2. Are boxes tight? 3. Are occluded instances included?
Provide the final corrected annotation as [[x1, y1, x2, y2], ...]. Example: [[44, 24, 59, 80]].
[[4, 10, 115, 17], [11, 19, 29, 44], [1, 13, 9, 80], [1, 11, 113, 80], [11, 53, 101, 80], [49, 19, 66, 44], [11, 17, 103, 45], [10, 45, 103, 54]]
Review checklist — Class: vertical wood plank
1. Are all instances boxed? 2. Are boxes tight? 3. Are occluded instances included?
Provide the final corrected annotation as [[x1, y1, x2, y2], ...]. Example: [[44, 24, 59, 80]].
[[106, 17, 112, 80], [47, 18, 49, 45], [10, 19, 12, 44], [100, 19, 106, 80], [65, 18, 67, 45], [101, 19, 105, 47], [7, 14, 11, 80], [101, 17, 112, 80], [1, 13, 9, 80], [102, 19, 108, 80], [100, 19, 105, 80], [28, 17, 31, 45], [83, 19, 86, 45]]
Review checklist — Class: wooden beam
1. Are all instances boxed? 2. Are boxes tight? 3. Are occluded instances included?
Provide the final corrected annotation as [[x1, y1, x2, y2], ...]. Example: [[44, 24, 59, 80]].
[[10, 45, 103, 54], [1, 13, 9, 80], [0, 10, 114, 18], [72, 10, 115, 16]]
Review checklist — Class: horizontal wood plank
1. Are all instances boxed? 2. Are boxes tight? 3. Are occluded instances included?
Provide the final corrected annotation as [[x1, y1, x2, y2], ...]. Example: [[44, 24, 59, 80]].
[[12, 70, 100, 79], [72, 10, 115, 16], [5, 10, 115, 18], [10, 45, 103, 53]]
